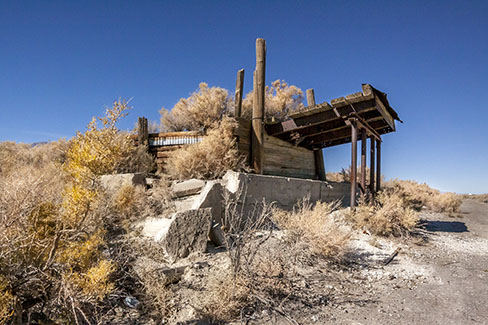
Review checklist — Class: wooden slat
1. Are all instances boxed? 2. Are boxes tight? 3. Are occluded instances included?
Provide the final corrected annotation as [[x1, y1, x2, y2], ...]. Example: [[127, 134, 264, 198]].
[[148, 131, 201, 138]]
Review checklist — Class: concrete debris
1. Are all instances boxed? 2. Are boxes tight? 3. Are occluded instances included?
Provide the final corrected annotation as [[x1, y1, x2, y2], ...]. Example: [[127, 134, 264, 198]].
[[100, 173, 146, 193], [172, 178, 206, 198], [191, 181, 226, 246], [157, 208, 212, 261]]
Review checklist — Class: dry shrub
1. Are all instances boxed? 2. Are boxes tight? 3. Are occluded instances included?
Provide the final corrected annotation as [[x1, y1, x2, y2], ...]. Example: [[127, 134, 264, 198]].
[[160, 82, 232, 132], [110, 179, 172, 224], [0, 139, 69, 176], [326, 166, 376, 184], [385, 179, 462, 213], [461, 193, 488, 204], [201, 270, 250, 323], [272, 200, 350, 259], [0, 99, 139, 323], [165, 117, 246, 180], [115, 143, 156, 175], [351, 190, 419, 237], [242, 79, 304, 121]]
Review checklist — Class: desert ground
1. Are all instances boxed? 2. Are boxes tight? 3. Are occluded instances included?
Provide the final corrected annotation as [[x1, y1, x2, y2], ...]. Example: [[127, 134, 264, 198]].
[[242, 198, 488, 324]]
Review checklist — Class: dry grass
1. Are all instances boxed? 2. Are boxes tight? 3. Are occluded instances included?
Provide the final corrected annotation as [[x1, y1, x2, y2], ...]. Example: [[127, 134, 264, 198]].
[[200, 270, 251, 323], [385, 179, 462, 213], [165, 117, 246, 180], [460, 193, 488, 204], [350, 189, 419, 237], [272, 200, 350, 259]]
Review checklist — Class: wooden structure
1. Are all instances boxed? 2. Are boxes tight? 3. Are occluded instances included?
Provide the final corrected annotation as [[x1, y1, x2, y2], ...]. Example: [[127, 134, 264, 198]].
[[137, 38, 401, 207]]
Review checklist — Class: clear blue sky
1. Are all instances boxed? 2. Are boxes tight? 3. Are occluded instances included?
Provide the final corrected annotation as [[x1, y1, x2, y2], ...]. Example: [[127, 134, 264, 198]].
[[1, 1, 487, 193]]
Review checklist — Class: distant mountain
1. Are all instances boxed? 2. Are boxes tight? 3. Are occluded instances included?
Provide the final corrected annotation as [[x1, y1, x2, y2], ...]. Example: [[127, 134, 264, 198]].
[[30, 141, 48, 147]]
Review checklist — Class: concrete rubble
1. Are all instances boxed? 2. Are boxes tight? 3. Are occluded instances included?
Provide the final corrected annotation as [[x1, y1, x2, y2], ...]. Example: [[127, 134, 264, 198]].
[[135, 171, 351, 260], [100, 173, 146, 193]]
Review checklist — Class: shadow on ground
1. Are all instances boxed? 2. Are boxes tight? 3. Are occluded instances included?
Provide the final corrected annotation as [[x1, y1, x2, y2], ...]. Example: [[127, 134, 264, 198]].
[[420, 220, 468, 233]]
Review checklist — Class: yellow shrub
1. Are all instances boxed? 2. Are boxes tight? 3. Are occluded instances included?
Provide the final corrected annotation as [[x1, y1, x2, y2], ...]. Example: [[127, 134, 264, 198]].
[[69, 260, 115, 301], [57, 231, 105, 270], [0, 276, 13, 324]]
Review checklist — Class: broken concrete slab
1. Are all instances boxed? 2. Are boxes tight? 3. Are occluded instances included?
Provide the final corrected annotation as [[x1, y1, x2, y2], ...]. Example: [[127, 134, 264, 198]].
[[100, 173, 146, 193], [172, 179, 206, 198], [156, 208, 212, 261], [191, 181, 226, 246]]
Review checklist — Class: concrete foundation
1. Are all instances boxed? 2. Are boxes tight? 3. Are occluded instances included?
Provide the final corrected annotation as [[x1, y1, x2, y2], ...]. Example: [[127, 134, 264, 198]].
[[222, 171, 350, 210]]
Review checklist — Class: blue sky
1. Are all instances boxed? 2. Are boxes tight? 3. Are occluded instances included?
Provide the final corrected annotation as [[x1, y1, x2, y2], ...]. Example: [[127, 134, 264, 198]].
[[1, 1, 487, 193]]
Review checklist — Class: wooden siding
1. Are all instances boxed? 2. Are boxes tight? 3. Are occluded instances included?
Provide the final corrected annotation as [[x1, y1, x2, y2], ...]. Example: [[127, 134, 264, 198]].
[[262, 133, 316, 179]]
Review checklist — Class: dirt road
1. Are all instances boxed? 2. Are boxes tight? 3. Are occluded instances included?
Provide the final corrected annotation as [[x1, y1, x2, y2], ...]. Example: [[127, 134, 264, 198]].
[[314, 199, 488, 324]]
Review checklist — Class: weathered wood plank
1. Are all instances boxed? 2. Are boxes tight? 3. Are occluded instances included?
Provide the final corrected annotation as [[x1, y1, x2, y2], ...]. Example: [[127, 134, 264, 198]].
[[251, 38, 266, 174], [235, 69, 245, 117]]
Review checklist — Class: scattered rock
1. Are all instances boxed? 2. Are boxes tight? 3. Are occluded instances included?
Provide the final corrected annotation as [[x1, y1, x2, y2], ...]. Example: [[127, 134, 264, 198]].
[[172, 179, 206, 198]]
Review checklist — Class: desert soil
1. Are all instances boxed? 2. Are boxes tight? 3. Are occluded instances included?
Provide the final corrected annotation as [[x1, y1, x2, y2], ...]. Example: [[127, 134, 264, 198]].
[[261, 199, 488, 325]]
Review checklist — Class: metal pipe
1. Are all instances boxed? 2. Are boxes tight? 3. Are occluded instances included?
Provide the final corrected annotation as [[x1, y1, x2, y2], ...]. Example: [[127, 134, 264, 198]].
[[350, 120, 358, 207], [376, 139, 381, 192]]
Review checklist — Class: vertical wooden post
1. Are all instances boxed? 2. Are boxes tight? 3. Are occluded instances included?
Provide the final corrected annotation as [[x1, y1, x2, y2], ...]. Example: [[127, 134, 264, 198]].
[[369, 136, 375, 196], [137, 116, 148, 146], [235, 69, 244, 117], [376, 139, 381, 192], [360, 129, 367, 195], [306, 88, 316, 107], [350, 119, 358, 207], [307, 88, 326, 181], [251, 38, 266, 174]]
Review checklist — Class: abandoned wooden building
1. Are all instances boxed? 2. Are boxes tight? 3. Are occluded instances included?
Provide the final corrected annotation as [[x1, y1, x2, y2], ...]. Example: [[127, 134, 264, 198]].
[[136, 39, 402, 207]]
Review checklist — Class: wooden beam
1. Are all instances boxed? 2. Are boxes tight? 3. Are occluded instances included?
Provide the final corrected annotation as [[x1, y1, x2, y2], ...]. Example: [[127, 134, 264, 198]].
[[306, 89, 316, 107], [374, 93, 395, 131], [251, 39, 266, 174], [265, 99, 376, 136], [282, 111, 382, 142], [235, 69, 244, 117], [306, 88, 326, 181], [137, 117, 148, 146], [350, 119, 358, 207], [361, 129, 367, 195], [376, 139, 381, 192], [369, 136, 375, 196], [302, 119, 388, 148]]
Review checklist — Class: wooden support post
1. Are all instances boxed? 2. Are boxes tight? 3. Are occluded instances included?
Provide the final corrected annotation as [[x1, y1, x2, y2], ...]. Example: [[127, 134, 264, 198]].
[[314, 150, 326, 181], [376, 139, 381, 192], [306, 88, 316, 107], [350, 119, 358, 207], [360, 129, 367, 195], [137, 117, 148, 146], [307, 88, 326, 180], [235, 69, 244, 117], [369, 136, 375, 196], [251, 38, 266, 174]]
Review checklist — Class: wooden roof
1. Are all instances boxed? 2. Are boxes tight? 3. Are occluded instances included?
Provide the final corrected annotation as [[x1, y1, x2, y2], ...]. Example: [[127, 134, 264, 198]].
[[264, 84, 402, 149]]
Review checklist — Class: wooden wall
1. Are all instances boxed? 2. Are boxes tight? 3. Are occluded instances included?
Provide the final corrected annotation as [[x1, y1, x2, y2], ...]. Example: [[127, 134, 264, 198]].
[[262, 133, 316, 179], [233, 117, 317, 179]]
